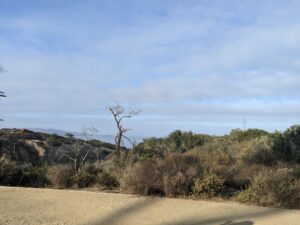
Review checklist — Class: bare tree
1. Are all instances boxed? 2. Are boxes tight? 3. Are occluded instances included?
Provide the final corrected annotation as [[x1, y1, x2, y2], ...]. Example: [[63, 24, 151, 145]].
[[58, 127, 98, 172], [108, 103, 141, 153]]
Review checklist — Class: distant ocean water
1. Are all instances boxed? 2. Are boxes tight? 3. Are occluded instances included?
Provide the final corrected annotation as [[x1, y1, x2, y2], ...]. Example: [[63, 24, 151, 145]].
[[30, 128, 145, 148]]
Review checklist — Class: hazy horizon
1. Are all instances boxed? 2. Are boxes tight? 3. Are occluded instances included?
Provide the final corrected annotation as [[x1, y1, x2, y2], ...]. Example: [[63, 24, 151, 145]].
[[1, 0, 300, 137]]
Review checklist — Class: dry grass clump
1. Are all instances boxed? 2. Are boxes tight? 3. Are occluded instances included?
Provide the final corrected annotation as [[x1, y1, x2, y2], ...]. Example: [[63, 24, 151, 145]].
[[121, 159, 164, 195], [97, 171, 119, 189], [47, 165, 75, 188]]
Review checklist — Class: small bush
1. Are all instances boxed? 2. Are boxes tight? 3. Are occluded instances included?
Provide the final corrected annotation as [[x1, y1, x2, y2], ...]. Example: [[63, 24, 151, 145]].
[[230, 129, 269, 142], [226, 165, 265, 190], [74, 164, 120, 189], [241, 168, 300, 208], [207, 165, 246, 192], [73, 164, 109, 188], [98, 171, 119, 189], [237, 137, 275, 166], [102, 151, 137, 184], [0, 155, 23, 186], [161, 154, 202, 196], [47, 165, 75, 188], [21, 166, 49, 187], [272, 125, 300, 162], [291, 165, 300, 179], [237, 188, 253, 203], [74, 171, 97, 188], [0, 155, 48, 187], [191, 139, 237, 171], [192, 173, 225, 198], [121, 160, 164, 195]]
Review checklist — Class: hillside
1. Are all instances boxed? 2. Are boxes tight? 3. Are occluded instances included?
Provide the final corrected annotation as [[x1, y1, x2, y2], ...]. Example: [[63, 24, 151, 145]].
[[0, 128, 116, 165], [30, 128, 145, 148]]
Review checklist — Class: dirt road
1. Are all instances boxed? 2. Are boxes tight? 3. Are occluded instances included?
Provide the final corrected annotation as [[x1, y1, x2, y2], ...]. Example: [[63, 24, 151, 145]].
[[0, 186, 299, 225]]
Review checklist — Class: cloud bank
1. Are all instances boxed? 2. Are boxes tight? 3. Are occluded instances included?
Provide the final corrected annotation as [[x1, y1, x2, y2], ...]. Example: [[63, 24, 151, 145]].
[[0, 0, 300, 136]]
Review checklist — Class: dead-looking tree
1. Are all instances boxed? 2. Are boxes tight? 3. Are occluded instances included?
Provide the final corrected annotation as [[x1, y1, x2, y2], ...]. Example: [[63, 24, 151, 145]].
[[109, 103, 141, 153], [58, 127, 98, 172]]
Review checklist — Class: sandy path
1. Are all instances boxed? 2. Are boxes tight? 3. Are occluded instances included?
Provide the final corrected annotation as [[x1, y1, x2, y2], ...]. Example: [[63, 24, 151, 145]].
[[0, 186, 299, 225]]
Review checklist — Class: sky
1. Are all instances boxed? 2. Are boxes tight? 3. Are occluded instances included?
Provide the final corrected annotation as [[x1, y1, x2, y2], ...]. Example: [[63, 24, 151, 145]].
[[0, 0, 300, 137]]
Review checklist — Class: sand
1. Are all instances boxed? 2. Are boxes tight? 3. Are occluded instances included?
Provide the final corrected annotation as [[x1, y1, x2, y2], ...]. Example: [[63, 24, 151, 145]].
[[0, 186, 299, 225]]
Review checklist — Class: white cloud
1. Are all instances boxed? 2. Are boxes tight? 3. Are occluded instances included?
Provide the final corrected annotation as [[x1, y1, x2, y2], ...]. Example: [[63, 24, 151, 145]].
[[1, 0, 300, 135]]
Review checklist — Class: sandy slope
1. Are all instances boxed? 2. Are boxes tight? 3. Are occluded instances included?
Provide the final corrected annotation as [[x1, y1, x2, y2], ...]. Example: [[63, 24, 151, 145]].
[[0, 186, 299, 225]]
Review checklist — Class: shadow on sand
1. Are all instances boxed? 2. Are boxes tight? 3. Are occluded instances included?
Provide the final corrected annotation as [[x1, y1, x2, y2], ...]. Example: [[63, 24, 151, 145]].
[[89, 196, 287, 225], [219, 221, 253, 225], [89, 197, 159, 225]]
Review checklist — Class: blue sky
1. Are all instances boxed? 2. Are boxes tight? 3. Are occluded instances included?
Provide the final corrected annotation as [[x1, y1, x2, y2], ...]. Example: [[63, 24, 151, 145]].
[[0, 0, 300, 137]]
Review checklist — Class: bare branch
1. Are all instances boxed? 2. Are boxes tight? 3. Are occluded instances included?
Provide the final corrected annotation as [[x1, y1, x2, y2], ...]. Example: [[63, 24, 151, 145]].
[[122, 135, 137, 148], [58, 149, 76, 162], [81, 148, 90, 164]]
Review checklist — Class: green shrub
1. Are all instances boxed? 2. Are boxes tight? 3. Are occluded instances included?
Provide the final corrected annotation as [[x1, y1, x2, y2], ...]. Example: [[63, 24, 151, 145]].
[[238, 137, 276, 166], [0, 155, 23, 186], [191, 138, 237, 168], [271, 125, 300, 163], [230, 129, 269, 142], [133, 137, 165, 159], [245, 168, 300, 208], [237, 188, 253, 203], [21, 166, 49, 187], [0, 155, 48, 187], [134, 131, 210, 158], [47, 165, 75, 188], [165, 130, 210, 152], [192, 173, 225, 198]]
